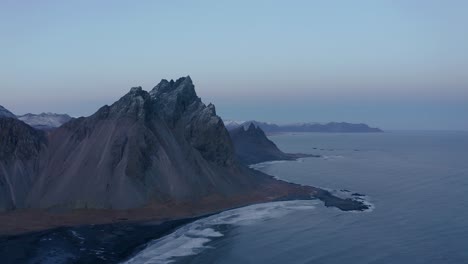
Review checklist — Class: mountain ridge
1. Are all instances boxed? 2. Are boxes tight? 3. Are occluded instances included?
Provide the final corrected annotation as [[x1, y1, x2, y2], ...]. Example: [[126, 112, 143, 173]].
[[0, 106, 16, 119], [225, 120, 383, 133]]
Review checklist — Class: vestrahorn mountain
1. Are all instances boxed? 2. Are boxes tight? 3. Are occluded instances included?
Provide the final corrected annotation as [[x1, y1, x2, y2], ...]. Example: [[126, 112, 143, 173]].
[[0, 77, 367, 235]]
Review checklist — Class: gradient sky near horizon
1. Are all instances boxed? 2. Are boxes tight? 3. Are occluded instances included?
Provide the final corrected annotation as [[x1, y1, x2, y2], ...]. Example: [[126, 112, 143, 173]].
[[1, 1, 467, 130]]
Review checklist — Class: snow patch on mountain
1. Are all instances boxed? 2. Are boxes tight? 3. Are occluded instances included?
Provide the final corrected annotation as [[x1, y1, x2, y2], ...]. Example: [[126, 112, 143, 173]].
[[17, 113, 72, 130]]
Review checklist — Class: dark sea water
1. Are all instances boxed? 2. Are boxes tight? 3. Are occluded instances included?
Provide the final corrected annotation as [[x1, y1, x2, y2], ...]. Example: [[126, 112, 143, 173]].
[[125, 131, 468, 264]]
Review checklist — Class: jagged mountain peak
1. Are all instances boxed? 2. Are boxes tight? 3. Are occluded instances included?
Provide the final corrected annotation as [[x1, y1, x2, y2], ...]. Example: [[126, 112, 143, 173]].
[[106, 86, 152, 119], [129, 86, 144, 94], [150, 76, 197, 103], [207, 103, 216, 115], [149, 76, 203, 127]]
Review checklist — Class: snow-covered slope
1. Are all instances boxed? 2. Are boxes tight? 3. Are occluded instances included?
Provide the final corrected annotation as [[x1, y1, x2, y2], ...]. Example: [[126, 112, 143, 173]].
[[17, 113, 72, 130], [223, 120, 245, 130]]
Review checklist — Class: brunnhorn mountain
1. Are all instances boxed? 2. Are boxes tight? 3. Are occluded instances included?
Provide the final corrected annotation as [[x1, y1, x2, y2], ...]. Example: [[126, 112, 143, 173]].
[[229, 123, 318, 165], [0, 77, 367, 235]]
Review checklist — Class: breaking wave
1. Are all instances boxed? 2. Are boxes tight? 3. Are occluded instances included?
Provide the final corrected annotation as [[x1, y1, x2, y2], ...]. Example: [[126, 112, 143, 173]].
[[248, 160, 289, 170]]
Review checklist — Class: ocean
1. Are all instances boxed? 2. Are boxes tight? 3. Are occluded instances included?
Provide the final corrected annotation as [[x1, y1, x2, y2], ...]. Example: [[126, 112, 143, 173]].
[[125, 131, 468, 264]]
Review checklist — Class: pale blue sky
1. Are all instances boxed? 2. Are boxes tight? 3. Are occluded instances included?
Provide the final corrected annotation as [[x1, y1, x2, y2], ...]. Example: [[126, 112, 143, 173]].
[[1, 0, 467, 130]]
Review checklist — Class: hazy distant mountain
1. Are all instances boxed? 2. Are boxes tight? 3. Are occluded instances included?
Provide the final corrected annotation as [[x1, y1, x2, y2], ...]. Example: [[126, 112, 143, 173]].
[[17, 113, 72, 130], [229, 123, 316, 165], [224, 120, 383, 133], [0, 105, 16, 119]]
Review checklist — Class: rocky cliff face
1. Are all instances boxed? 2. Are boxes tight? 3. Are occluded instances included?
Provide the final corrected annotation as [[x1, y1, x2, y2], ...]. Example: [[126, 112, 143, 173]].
[[0, 116, 46, 211], [151, 77, 235, 166]]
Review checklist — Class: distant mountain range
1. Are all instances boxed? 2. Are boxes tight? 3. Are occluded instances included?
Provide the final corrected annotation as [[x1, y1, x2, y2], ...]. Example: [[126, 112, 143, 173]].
[[17, 113, 72, 130], [0, 105, 72, 130], [224, 120, 383, 133]]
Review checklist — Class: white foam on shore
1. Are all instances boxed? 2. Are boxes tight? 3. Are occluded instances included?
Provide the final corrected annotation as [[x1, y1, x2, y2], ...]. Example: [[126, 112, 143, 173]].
[[123, 200, 318, 264], [248, 160, 289, 170], [249, 160, 374, 212]]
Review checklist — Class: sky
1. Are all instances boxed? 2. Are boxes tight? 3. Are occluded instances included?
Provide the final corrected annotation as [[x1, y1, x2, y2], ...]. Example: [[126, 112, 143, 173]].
[[1, 0, 467, 130]]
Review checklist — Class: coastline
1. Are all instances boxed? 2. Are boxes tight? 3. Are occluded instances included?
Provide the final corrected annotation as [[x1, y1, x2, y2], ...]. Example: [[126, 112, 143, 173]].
[[0, 157, 369, 263], [0, 193, 367, 264], [0, 180, 368, 263]]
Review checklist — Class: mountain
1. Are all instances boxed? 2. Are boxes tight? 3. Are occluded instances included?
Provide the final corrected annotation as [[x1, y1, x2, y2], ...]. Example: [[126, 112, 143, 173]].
[[229, 123, 316, 165], [27, 78, 276, 210], [0, 105, 16, 119], [0, 106, 44, 210], [0, 117, 46, 211], [224, 120, 245, 130], [224, 120, 383, 133], [17, 113, 72, 130], [279, 122, 383, 132], [0, 77, 367, 234]]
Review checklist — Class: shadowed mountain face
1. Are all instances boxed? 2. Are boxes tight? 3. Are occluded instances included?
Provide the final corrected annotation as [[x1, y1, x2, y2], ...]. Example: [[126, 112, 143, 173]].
[[0, 106, 16, 119], [229, 123, 314, 165], [0, 116, 46, 210], [0, 77, 272, 211]]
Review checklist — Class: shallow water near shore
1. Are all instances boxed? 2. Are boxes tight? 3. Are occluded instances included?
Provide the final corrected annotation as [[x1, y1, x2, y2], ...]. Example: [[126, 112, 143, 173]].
[[127, 131, 468, 264]]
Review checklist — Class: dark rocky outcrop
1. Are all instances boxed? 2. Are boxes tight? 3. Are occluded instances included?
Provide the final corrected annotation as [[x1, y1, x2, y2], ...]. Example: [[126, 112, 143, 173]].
[[229, 123, 316, 165]]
